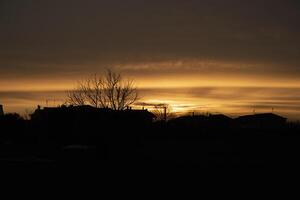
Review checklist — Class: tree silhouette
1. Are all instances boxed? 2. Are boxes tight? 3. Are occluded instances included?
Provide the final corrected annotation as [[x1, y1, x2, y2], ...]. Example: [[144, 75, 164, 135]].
[[67, 87, 86, 106], [67, 70, 138, 110]]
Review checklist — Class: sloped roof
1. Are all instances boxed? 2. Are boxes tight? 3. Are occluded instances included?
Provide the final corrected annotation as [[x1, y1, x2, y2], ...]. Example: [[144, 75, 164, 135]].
[[208, 114, 232, 120], [121, 109, 156, 118], [236, 113, 287, 121]]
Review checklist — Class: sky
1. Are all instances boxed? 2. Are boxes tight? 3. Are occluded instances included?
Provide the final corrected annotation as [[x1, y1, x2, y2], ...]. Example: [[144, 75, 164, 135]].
[[1, 0, 300, 89], [1, 0, 300, 118]]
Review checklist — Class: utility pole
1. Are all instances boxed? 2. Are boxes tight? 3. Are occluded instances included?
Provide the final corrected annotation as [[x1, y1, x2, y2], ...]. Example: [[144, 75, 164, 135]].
[[163, 106, 167, 121]]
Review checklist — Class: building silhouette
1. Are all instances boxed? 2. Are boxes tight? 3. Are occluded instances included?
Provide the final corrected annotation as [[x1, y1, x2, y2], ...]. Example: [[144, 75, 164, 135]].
[[30, 105, 156, 134], [235, 113, 287, 129]]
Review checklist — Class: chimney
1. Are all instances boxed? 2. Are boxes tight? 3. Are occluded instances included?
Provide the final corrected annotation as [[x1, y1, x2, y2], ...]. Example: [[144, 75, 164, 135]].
[[0, 105, 4, 116]]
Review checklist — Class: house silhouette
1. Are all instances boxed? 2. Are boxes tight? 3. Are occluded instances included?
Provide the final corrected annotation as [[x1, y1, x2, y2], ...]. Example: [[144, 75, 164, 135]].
[[30, 105, 156, 129], [169, 114, 233, 129], [235, 113, 287, 129]]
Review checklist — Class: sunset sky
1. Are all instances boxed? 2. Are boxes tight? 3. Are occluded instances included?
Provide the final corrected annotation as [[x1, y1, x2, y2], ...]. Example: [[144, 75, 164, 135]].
[[1, 0, 300, 119]]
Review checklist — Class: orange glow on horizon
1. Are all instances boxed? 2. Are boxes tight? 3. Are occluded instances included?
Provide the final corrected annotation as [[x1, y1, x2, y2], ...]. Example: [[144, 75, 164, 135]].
[[1, 74, 300, 92]]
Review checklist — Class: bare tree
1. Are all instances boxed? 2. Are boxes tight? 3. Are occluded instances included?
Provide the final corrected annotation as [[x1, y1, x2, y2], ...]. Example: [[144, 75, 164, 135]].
[[104, 70, 138, 110], [66, 70, 138, 110], [67, 87, 86, 106], [80, 74, 108, 108]]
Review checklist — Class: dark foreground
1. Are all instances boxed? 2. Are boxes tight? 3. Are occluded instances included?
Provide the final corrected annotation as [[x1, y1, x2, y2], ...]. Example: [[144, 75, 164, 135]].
[[1, 134, 300, 170], [1, 126, 300, 170], [1, 109, 300, 170]]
